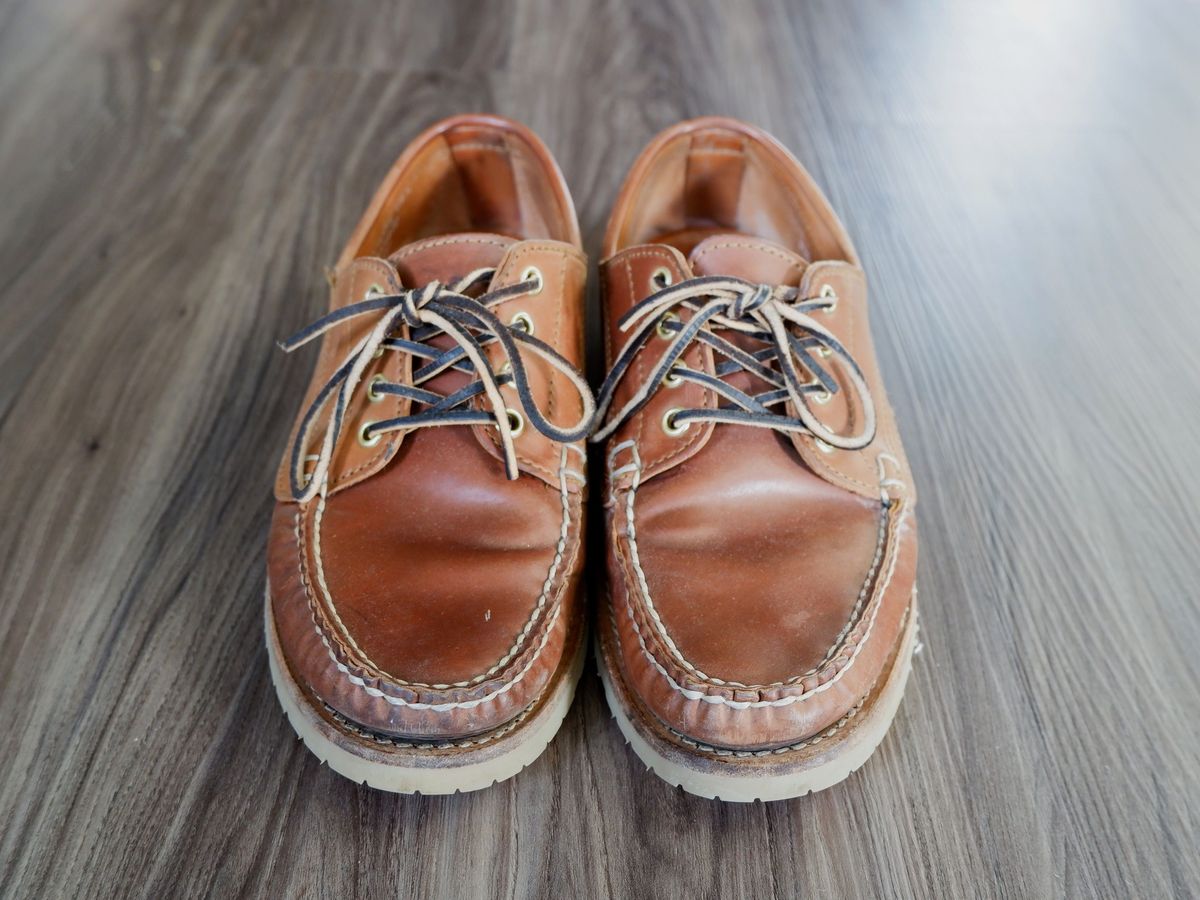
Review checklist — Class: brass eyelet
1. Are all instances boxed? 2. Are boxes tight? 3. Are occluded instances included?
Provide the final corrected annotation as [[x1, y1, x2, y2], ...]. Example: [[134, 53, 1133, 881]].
[[364, 283, 384, 299], [651, 267, 673, 289], [500, 360, 513, 376], [505, 408, 525, 437], [656, 312, 680, 340], [662, 408, 690, 436], [816, 345, 833, 358], [366, 373, 387, 403], [662, 367, 684, 388], [519, 266, 543, 295], [819, 283, 838, 314], [814, 437, 835, 454], [358, 422, 381, 448], [510, 311, 535, 335], [813, 389, 832, 405]]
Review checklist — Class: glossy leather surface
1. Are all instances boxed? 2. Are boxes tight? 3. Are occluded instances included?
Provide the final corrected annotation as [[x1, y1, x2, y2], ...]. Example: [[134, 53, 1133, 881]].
[[267, 116, 587, 739], [598, 118, 918, 751]]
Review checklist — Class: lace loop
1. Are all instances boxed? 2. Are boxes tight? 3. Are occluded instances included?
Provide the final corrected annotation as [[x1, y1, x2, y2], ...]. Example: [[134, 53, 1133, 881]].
[[279, 267, 595, 502], [591, 274, 876, 449]]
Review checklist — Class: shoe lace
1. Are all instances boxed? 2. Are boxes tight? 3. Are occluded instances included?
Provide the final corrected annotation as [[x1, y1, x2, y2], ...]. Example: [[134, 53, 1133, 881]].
[[590, 275, 876, 448], [279, 267, 595, 502]]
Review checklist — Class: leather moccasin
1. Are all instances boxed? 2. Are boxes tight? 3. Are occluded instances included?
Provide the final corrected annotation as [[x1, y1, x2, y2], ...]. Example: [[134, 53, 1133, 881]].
[[592, 118, 919, 801], [265, 115, 593, 794]]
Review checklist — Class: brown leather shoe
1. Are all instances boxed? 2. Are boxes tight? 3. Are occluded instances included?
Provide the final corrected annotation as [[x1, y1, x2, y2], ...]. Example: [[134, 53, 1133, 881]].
[[593, 118, 919, 801], [265, 115, 593, 793]]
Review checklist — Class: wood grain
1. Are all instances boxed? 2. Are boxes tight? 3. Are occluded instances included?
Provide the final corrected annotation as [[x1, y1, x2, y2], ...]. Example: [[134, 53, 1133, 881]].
[[2, 0, 1198, 897]]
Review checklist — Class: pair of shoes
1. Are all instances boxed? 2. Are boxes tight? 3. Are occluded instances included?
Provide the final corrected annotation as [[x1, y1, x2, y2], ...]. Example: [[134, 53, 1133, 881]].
[[264, 115, 919, 802]]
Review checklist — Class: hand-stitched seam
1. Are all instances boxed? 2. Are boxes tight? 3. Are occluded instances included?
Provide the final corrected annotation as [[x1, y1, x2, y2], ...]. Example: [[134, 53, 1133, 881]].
[[444, 142, 511, 154], [304, 451, 577, 695], [312, 574, 569, 711], [612, 254, 715, 474], [465, 447, 575, 684], [627, 259, 647, 453], [669, 696, 866, 758], [297, 481, 582, 711], [547, 252, 565, 420], [613, 446, 911, 707], [305, 499, 376, 665], [618, 444, 887, 686], [323, 700, 530, 750], [330, 259, 405, 488], [618, 498, 910, 709], [803, 442, 875, 492], [389, 235, 514, 259], [661, 603, 914, 757], [479, 247, 584, 479], [691, 240, 805, 268]]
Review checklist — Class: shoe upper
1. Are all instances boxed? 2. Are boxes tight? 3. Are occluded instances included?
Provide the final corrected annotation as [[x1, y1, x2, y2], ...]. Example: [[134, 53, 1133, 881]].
[[267, 116, 590, 740], [596, 118, 918, 751]]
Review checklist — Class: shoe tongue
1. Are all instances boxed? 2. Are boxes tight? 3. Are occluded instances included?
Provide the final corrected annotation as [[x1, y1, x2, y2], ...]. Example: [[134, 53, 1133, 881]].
[[387, 232, 517, 286], [687, 234, 808, 285]]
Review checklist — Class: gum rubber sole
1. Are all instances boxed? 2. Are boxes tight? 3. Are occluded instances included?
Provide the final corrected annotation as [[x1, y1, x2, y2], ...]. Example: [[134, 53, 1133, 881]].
[[597, 596, 919, 802], [265, 588, 583, 795]]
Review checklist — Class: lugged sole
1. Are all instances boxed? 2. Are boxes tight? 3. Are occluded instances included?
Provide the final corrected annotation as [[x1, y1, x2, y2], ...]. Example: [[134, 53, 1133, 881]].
[[265, 588, 583, 795], [597, 596, 919, 802]]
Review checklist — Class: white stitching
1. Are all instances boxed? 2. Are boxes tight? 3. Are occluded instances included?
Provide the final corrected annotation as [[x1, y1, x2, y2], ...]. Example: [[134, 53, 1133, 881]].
[[299, 448, 577, 706], [658, 604, 915, 756], [619, 444, 887, 686], [614, 442, 912, 709], [310, 492, 376, 665], [323, 701, 530, 749], [669, 697, 866, 757], [621, 499, 911, 709]]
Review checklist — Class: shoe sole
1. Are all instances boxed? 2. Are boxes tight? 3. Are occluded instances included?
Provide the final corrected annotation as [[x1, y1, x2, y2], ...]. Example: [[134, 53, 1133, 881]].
[[264, 586, 584, 794], [597, 593, 918, 802]]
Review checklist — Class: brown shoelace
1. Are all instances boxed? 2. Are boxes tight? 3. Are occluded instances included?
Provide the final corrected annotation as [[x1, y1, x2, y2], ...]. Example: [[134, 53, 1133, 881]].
[[590, 274, 875, 448], [279, 267, 595, 501]]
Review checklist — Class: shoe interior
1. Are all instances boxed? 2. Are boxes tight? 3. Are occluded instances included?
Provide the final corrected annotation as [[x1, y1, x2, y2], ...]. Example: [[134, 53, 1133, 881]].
[[604, 121, 855, 265], [345, 118, 579, 260]]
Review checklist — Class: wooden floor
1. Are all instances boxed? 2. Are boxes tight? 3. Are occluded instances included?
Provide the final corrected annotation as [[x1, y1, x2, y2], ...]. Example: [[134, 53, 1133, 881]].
[[3, 0, 1199, 897]]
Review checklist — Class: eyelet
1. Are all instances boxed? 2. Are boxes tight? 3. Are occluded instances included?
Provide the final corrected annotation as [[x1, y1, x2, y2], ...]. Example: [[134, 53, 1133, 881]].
[[651, 267, 673, 289], [505, 408, 525, 437], [819, 283, 838, 314], [662, 408, 690, 436], [358, 422, 381, 448], [519, 266, 543, 294], [656, 312, 680, 340], [366, 373, 387, 403], [510, 311, 535, 335], [662, 367, 684, 388], [816, 345, 833, 358], [814, 437, 835, 454], [364, 283, 384, 299], [813, 389, 832, 405], [499, 360, 513, 376]]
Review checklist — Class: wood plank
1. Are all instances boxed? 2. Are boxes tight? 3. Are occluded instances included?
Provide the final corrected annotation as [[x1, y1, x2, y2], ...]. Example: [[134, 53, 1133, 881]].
[[1, 0, 1197, 896]]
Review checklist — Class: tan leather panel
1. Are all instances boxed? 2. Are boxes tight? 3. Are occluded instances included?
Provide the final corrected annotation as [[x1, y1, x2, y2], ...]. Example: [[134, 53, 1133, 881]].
[[317, 424, 571, 685], [606, 493, 917, 750], [268, 493, 584, 739], [790, 261, 915, 502], [598, 117, 920, 753], [619, 425, 882, 685], [600, 245, 717, 481], [472, 240, 588, 489], [272, 258, 411, 501], [267, 116, 588, 742]]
